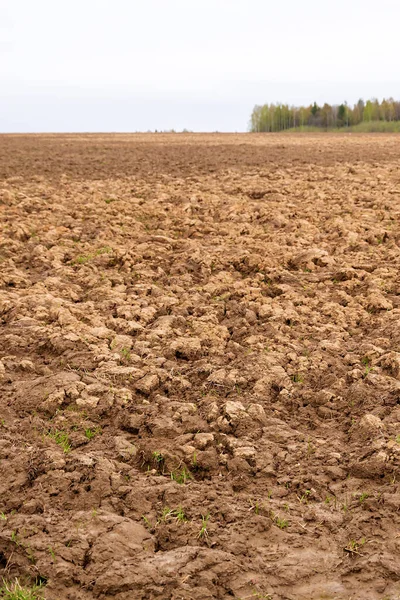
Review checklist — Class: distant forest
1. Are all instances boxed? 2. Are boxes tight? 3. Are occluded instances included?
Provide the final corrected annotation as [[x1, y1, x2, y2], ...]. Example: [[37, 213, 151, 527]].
[[250, 98, 400, 132]]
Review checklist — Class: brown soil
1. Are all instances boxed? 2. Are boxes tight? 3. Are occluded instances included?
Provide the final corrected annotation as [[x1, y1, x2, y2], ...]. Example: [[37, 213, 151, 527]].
[[1, 133, 400, 600]]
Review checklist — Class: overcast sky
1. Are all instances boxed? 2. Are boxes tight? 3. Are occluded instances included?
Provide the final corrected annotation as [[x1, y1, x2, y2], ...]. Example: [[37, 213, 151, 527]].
[[1, 0, 400, 132]]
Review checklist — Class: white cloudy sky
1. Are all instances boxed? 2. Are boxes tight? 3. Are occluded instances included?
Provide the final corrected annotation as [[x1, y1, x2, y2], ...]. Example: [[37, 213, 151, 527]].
[[1, 0, 400, 132]]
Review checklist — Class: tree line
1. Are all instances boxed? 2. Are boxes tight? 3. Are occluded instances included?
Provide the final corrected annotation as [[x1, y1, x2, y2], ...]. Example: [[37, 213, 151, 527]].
[[249, 98, 400, 132]]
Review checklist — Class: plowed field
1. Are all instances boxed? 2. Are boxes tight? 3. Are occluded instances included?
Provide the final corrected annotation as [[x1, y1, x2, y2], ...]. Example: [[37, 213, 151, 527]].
[[1, 133, 400, 600]]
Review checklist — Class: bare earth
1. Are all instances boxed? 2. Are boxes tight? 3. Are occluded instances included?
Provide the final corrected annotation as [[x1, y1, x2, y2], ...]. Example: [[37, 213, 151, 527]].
[[1, 133, 400, 600]]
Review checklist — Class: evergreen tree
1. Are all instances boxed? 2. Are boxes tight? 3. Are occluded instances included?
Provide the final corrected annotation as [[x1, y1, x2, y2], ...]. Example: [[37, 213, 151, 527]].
[[311, 102, 319, 116]]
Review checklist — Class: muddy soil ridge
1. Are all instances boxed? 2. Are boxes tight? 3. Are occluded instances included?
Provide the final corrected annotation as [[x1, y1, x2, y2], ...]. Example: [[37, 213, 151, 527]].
[[1, 133, 400, 600]]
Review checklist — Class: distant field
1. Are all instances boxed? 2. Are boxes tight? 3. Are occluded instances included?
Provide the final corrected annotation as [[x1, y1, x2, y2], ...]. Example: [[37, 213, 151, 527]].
[[1, 133, 400, 600], [283, 121, 400, 133]]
